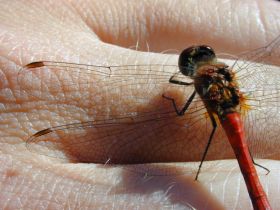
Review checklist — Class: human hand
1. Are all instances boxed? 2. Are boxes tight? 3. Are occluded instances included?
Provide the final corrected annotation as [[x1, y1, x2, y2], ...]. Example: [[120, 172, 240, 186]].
[[1, 0, 280, 209]]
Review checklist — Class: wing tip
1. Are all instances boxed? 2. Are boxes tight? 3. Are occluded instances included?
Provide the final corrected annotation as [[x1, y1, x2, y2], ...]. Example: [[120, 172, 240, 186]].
[[25, 61, 45, 68], [33, 128, 52, 137]]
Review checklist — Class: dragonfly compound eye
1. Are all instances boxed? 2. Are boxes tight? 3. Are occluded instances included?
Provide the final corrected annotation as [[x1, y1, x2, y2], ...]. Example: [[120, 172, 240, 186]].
[[179, 45, 216, 76]]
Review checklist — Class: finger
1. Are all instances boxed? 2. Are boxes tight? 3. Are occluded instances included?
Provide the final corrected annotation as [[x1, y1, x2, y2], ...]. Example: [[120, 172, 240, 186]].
[[71, 0, 280, 54]]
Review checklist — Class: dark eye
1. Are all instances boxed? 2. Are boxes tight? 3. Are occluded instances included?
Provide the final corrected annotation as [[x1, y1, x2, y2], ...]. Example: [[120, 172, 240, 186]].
[[178, 45, 216, 76]]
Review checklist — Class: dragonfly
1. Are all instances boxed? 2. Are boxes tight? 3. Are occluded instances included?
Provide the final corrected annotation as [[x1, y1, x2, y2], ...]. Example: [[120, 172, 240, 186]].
[[18, 36, 280, 209]]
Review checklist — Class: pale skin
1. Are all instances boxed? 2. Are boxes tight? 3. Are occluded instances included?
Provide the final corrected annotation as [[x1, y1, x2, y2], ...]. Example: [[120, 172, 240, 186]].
[[1, 0, 280, 209]]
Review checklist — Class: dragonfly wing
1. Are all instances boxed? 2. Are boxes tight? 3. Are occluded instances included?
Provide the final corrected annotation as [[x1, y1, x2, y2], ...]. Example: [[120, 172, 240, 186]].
[[25, 94, 231, 176], [18, 62, 186, 100], [232, 35, 280, 71], [234, 36, 280, 160], [239, 66, 280, 160], [18, 62, 195, 116]]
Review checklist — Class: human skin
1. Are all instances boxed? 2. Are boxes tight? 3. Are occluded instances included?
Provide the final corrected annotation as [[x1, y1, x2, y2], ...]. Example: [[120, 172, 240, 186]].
[[1, 0, 280, 209]]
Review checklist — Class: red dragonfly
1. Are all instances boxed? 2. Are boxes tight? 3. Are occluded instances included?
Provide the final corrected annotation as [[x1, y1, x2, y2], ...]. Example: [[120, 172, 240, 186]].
[[19, 36, 280, 209]]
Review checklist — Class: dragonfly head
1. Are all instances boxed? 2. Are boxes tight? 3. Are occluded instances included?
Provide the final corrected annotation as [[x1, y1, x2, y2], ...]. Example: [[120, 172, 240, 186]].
[[179, 45, 217, 77]]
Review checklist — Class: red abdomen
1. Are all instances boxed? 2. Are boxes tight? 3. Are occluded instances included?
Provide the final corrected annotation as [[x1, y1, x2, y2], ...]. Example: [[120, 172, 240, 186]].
[[220, 112, 271, 210]]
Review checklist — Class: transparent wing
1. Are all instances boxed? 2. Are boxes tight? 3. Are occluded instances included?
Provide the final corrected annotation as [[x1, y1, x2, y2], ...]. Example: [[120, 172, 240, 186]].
[[25, 100, 230, 176], [232, 35, 280, 71], [234, 35, 280, 160], [18, 61, 189, 103]]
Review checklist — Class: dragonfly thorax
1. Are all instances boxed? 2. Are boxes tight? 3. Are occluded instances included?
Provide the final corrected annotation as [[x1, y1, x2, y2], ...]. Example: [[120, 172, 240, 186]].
[[194, 64, 241, 118]]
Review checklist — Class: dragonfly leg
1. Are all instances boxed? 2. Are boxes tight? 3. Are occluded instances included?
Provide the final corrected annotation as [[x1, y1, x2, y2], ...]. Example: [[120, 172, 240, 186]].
[[162, 90, 196, 116], [195, 113, 217, 180], [248, 149, 270, 175]]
